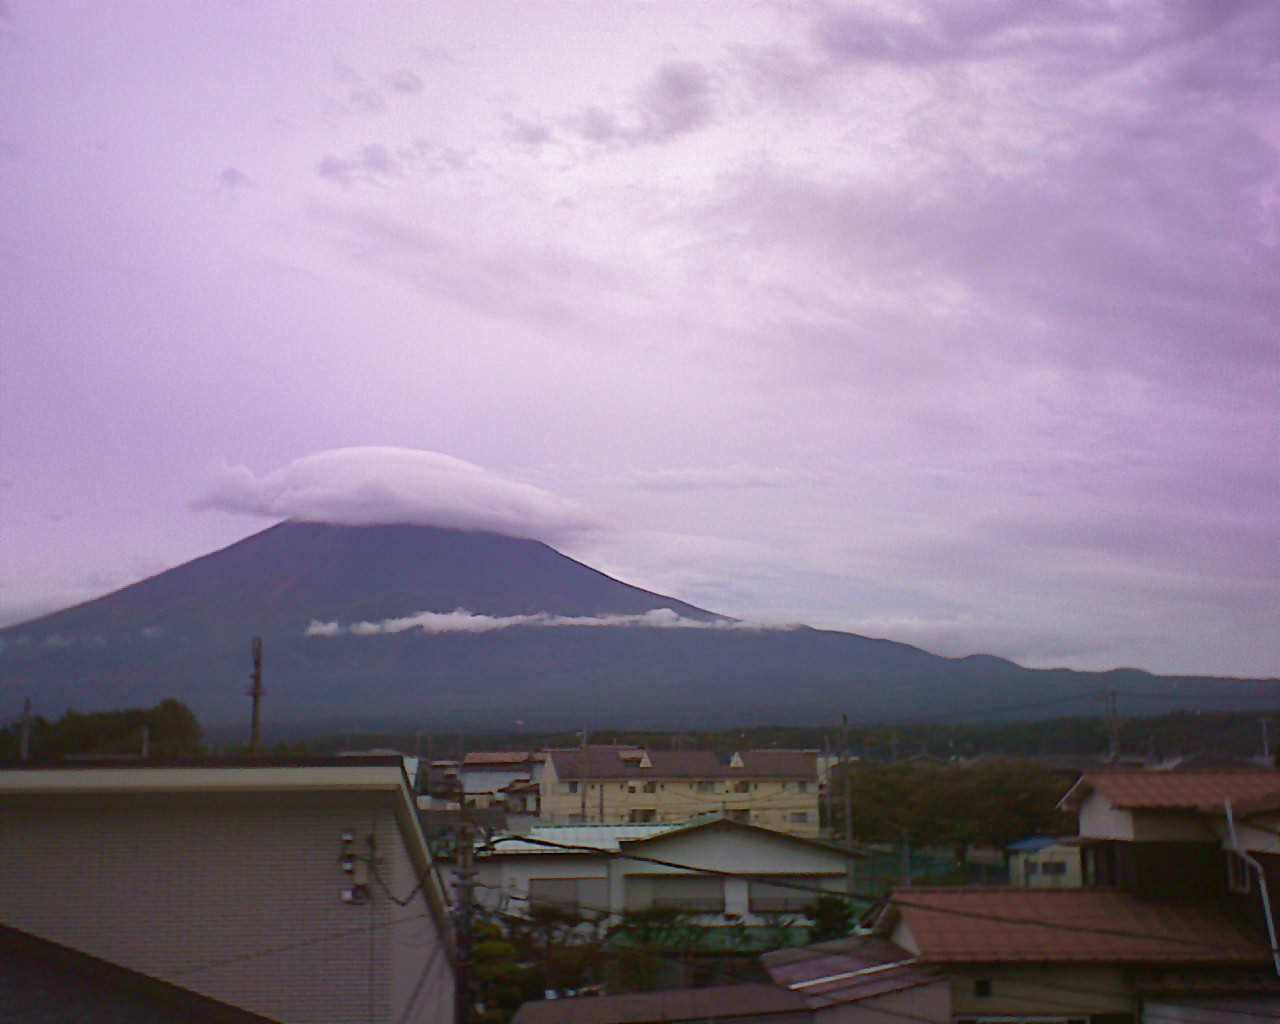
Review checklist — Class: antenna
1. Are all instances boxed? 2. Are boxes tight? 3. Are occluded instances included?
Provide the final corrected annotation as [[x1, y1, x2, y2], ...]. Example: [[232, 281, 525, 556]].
[[248, 636, 264, 755]]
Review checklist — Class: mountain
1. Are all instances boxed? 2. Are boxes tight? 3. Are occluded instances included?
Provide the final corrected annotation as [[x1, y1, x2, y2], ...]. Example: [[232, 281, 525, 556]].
[[1, 521, 1274, 729]]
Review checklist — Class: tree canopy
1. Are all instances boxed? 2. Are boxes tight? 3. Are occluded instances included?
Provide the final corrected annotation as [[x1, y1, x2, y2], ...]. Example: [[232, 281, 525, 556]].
[[1, 699, 204, 760]]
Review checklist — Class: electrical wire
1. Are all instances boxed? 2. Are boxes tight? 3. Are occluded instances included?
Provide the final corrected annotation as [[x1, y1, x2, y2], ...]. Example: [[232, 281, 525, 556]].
[[474, 890, 1279, 1024], [169, 909, 435, 977], [488, 832, 1263, 953]]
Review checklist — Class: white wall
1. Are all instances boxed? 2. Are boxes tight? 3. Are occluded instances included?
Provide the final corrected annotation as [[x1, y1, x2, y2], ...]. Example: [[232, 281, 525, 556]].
[[1077, 792, 1135, 839], [610, 824, 848, 927]]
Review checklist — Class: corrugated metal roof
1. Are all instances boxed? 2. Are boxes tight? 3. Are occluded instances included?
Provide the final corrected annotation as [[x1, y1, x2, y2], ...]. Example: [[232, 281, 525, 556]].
[[513, 982, 807, 1023], [763, 937, 942, 1008], [484, 823, 679, 855]]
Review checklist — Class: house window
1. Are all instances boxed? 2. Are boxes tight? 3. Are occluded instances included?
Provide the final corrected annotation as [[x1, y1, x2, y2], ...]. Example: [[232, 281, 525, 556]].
[[798, 782, 809, 793], [1042, 861, 1067, 876], [630, 808, 657, 823], [733, 780, 750, 793], [728, 809, 750, 823], [643, 781, 658, 794], [748, 876, 835, 914], [651, 876, 725, 912], [696, 781, 716, 792], [1228, 851, 1252, 894], [528, 877, 608, 918], [565, 781, 579, 794], [789, 812, 809, 823]]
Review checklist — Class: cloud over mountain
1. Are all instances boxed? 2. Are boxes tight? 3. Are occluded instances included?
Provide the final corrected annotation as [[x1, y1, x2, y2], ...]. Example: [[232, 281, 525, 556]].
[[196, 447, 598, 543], [306, 606, 796, 637]]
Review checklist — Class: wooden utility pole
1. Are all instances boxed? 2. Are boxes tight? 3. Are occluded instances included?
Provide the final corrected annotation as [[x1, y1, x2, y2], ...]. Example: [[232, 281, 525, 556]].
[[454, 764, 475, 1024], [580, 723, 588, 822], [823, 735, 834, 837], [19, 698, 32, 762], [842, 713, 855, 897], [1105, 687, 1121, 763], [247, 637, 264, 755]]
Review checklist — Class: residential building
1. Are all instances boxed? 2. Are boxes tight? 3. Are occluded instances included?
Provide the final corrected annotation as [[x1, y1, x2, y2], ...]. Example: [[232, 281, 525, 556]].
[[869, 886, 1273, 1023], [476, 814, 857, 930], [512, 930, 949, 1022], [1058, 770, 1280, 901], [459, 750, 542, 809], [0, 757, 456, 1024], [1006, 836, 1083, 888], [540, 746, 821, 836]]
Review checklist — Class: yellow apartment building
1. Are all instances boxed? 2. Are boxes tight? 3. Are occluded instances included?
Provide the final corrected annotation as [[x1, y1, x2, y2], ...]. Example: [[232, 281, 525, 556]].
[[539, 746, 820, 837]]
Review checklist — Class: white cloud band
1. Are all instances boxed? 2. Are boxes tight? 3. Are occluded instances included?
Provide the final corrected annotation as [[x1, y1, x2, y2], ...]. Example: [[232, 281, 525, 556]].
[[305, 606, 799, 637]]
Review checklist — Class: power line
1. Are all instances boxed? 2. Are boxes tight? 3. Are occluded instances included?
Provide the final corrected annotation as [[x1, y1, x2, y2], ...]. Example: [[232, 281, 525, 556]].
[[478, 895, 1276, 1024], [489, 833, 1256, 952], [168, 908, 435, 977]]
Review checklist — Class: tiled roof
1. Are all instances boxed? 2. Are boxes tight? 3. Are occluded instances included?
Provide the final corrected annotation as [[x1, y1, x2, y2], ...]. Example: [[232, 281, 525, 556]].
[[892, 888, 1269, 965], [1060, 771, 1280, 813], [548, 747, 817, 781], [513, 983, 806, 1023], [463, 751, 531, 766], [736, 750, 818, 779], [548, 748, 719, 780]]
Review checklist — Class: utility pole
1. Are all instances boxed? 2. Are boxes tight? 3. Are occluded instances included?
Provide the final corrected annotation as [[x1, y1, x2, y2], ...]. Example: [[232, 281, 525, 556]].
[[823, 735, 834, 838], [454, 795, 475, 1024], [1105, 687, 1121, 763], [1263, 719, 1272, 764], [842, 713, 855, 898], [579, 723, 588, 823], [19, 698, 32, 762], [140, 723, 150, 760], [247, 637, 264, 755]]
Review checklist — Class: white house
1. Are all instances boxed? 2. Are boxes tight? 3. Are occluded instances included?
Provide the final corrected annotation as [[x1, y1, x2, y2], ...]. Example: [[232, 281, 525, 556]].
[[476, 814, 856, 930], [1006, 836, 1083, 888]]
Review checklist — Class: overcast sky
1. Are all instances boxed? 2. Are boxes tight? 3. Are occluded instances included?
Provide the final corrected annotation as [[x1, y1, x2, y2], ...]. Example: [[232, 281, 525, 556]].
[[2, 1, 1277, 678]]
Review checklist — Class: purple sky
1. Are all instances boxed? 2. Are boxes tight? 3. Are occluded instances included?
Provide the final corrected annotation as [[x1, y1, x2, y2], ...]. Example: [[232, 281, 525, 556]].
[[2, 2, 1277, 677]]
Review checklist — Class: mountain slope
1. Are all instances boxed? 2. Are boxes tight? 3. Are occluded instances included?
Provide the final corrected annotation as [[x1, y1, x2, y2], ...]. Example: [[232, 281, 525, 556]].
[[1, 521, 1273, 728]]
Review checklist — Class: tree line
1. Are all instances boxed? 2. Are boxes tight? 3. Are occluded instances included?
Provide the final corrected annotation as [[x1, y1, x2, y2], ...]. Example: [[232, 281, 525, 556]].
[[0, 699, 204, 760]]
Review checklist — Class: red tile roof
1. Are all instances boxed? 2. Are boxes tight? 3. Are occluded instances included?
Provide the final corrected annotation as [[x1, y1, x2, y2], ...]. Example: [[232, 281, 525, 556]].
[[1061, 771, 1280, 814], [891, 888, 1269, 966]]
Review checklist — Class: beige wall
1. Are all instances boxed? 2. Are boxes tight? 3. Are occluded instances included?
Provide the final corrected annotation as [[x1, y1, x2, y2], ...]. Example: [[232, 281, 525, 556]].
[[815, 979, 950, 1024], [949, 965, 1133, 1018], [540, 761, 819, 836], [0, 789, 452, 1024]]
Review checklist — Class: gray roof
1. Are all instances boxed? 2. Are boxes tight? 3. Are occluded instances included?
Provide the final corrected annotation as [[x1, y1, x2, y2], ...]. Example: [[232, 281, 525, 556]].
[[513, 982, 808, 1023], [549, 747, 816, 781]]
